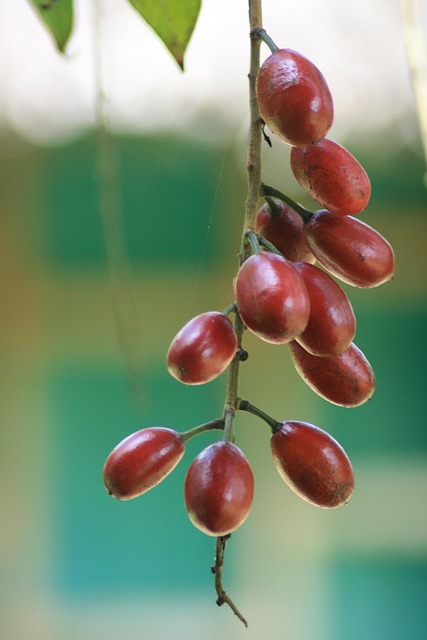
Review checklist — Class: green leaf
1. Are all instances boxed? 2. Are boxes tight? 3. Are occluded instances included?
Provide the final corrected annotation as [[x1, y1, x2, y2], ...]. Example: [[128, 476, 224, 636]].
[[29, 0, 74, 54], [128, 0, 202, 70]]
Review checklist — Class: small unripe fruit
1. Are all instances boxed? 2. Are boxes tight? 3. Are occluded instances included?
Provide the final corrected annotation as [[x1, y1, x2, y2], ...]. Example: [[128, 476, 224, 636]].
[[103, 427, 185, 500], [184, 441, 254, 536], [271, 421, 354, 508]]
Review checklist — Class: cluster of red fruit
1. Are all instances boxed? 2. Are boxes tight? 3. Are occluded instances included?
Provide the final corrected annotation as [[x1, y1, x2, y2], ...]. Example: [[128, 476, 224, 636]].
[[103, 39, 395, 546]]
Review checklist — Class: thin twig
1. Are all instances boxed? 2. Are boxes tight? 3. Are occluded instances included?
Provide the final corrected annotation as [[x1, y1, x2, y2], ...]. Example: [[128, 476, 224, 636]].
[[210, 0, 263, 626], [212, 536, 248, 627]]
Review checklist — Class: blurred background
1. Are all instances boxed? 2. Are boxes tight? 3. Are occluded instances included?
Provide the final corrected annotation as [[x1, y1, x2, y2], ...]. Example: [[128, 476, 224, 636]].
[[1, 1, 426, 639]]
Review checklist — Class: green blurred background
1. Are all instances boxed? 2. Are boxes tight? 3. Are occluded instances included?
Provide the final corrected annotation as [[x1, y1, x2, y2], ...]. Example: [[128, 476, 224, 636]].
[[1, 1, 427, 639]]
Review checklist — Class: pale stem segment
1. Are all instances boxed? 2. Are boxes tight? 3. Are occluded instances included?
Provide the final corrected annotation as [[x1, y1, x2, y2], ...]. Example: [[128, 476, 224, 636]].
[[211, 0, 264, 626], [212, 535, 248, 628]]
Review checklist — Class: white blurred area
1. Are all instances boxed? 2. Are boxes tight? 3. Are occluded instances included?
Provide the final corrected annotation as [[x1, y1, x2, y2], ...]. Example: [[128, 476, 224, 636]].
[[0, 0, 424, 147]]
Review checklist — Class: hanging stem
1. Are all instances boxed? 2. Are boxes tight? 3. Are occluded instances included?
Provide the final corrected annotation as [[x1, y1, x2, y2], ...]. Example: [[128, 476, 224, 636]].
[[264, 195, 283, 216], [252, 27, 279, 53], [238, 398, 281, 432], [246, 229, 262, 254], [261, 183, 313, 222], [212, 536, 248, 627], [180, 418, 224, 443], [211, 0, 264, 626]]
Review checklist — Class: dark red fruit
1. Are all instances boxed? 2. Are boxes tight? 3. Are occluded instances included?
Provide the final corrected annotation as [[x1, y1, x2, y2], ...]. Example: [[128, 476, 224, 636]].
[[271, 421, 354, 508], [288, 340, 375, 407], [166, 311, 237, 385], [256, 48, 333, 146], [103, 427, 185, 500], [290, 139, 371, 215], [184, 441, 254, 536], [294, 262, 356, 356], [255, 199, 316, 263], [304, 209, 395, 288], [234, 252, 310, 344]]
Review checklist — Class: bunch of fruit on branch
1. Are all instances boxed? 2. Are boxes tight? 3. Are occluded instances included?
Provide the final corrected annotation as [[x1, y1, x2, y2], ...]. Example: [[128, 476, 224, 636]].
[[103, 30, 394, 552]]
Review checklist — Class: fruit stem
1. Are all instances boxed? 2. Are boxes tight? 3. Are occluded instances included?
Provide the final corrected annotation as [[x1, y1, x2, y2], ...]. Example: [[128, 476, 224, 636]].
[[243, 12, 264, 238], [254, 232, 283, 256], [212, 535, 248, 627], [222, 302, 238, 317], [211, 0, 263, 627], [222, 0, 263, 445], [246, 228, 283, 257], [246, 229, 261, 254], [180, 418, 225, 443], [238, 399, 281, 432], [252, 27, 279, 53], [261, 183, 313, 222], [265, 196, 283, 216], [222, 405, 236, 443]]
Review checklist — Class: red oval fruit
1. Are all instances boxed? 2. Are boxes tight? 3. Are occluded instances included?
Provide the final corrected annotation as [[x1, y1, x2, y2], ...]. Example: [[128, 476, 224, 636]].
[[256, 48, 333, 146], [288, 340, 375, 407], [294, 262, 356, 356], [166, 311, 237, 385], [255, 199, 316, 263], [103, 427, 185, 500], [290, 139, 371, 215], [304, 209, 395, 288], [234, 252, 310, 344], [271, 421, 354, 508], [184, 441, 254, 536]]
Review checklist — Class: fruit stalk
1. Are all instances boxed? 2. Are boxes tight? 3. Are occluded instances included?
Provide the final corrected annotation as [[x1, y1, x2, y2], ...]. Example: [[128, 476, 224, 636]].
[[238, 398, 281, 431], [244, 0, 264, 236], [180, 418, 225, 443], [213, 535, 248, 627], [211, 0, 264, 625], [222, 0, 264, 456], [261, 183, 313, 222]]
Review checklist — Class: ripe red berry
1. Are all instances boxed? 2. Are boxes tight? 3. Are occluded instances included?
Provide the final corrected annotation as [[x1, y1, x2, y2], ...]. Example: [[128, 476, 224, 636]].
[[166, 311, 237, 385], [103, 427, 185, 500], [288, 340, 376, 407], [234, 252, 310, 344], [304, 209, 395, 288], [270, 421, 354, 508], [294, 262, 356, 356], [184, 441, 254, 536], [290, 139, 371, 215], [256, 48, 333, 146], [255, 199, 316, 263]]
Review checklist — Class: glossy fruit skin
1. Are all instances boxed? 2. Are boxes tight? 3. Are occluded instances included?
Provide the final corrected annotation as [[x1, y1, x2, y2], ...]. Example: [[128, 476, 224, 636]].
[[304, 209, 395, 288], [294, 262, 356, 356], [166, 312, 237, 385], [256, 48, 333, 146], [234, 252, 310, 344], [290, 139, 371, 215], [255, 199, 316, 263], [289, 340, 375, 407], [271, 421, 354, 508], [103, 427, 185, 500], [184, 441, 254, 537]]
